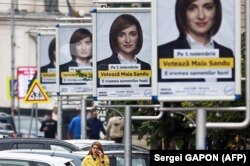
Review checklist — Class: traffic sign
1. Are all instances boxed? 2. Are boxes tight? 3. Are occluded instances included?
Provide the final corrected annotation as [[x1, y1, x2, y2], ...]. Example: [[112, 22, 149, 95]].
[[24, 79, 50, 103]]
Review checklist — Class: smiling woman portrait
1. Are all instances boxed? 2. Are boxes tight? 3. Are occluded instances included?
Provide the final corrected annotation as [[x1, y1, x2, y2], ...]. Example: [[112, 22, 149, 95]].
[[97, 14, 151, 87], [59, 28, 92, 85], [40, 37, 56, 84], [40, 37, 56, 74], [60, 28, 92, 70], [158, 0, 235, 82]]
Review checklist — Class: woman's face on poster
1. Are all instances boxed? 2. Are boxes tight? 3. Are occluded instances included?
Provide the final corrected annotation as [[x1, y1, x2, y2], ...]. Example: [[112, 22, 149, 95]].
[[186, 0, 216, 37], [73, 37, 92, 59], [117, 24, 139, 56], [53, 50, 56, 61]]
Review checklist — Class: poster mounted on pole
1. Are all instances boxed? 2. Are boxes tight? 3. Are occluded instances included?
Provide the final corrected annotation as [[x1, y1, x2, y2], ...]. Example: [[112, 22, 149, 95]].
[[93, 8, 152, 101], [38, 32, 56, 92], [56, 24, 93, 95], [17, 66, 37, 99], [152, 0, 241, 101]]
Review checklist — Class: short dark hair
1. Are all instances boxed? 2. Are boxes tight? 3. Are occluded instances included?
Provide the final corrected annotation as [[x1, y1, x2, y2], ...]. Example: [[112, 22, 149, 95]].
[[69, 28, 92, 60], [175, 0, 222, 37], [48, 38, 56, 62], [46, 112, 52, 116], [109, 14, 143, 55]]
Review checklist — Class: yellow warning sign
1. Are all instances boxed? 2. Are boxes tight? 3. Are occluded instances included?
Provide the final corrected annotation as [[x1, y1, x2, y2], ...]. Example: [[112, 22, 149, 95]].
[[24, 79, 50, 104]]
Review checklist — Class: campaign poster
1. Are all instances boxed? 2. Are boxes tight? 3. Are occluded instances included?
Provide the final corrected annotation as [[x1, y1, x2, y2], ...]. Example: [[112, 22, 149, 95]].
[[154, 0, 241, 101], [6, 77, 17, 99], [17, 66, 37, 99], [93, 8, 152, 100], [38, 33, 56, 92], [57, 24, 93, 95]]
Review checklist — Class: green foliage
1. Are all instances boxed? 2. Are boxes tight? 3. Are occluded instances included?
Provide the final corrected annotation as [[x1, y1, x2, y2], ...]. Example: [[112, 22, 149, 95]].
[[76, 70, 92, 81]]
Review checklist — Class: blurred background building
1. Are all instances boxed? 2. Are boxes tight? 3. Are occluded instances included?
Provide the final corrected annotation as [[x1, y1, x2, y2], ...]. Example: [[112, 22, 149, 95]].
[[0, 0, 95, 112]]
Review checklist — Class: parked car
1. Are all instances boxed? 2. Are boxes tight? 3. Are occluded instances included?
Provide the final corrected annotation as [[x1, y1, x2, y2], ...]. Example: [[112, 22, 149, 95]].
[[0, 112, 16, 132], [0, 129, 16, 138], [0, 138, 82, 152], [0, 122, 16, 138], [0, 151, 75, 166], [65, 139, 115, 149], [107, 150, 149, 166], [74, 150, 150, 166], [65, 139, 149, 152], [2, 149, 83, 166], [0, 123, 14, 131], [14, 115, 44, 138]]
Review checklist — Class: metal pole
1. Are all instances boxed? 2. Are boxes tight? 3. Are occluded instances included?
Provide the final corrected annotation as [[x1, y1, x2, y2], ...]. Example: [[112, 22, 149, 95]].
[[29, 105, 34, 138], [97, 104, 162, 120], [124, 105, 132, 166], [81, 97, 87, 139], [10, 0, 16, 116], [132, 111, 163, 120], [35, 103, 38, 137], [57, 96, 62, 139], [246, 0, 250, 131], [196, 108, 207, 150], [17, 99, 20, 137]]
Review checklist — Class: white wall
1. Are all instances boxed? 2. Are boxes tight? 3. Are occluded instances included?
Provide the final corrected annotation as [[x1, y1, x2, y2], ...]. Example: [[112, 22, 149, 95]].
[[0, 26, 15, 108], [0, 0, 95, 110]]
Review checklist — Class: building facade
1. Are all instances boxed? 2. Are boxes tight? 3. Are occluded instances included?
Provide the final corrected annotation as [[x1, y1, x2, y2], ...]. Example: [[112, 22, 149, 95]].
[[0, 0, 94, 111], [0, 0, 247, 111]]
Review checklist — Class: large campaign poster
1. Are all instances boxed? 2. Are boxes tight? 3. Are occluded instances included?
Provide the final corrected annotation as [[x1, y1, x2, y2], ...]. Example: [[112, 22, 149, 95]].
[[154, 0, 241, 101], [57, 24, 93, 95], [38, 33, 56, 92], [93, 8, 152, 100]]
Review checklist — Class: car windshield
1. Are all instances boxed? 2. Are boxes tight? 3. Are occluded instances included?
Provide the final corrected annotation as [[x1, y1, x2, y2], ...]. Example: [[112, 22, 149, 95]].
[[0, 160, 30, 166], [0, 124, 13, 131], [81, 144, 148, 152]]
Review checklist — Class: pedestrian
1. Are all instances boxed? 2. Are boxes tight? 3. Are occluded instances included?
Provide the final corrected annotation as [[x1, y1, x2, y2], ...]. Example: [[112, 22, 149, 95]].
[[106, 116, 124, 143], [81, 141, 109, 166], [87, 111, 106, 140], [68, 110, 81, 139], [40, 112, 57, 138]]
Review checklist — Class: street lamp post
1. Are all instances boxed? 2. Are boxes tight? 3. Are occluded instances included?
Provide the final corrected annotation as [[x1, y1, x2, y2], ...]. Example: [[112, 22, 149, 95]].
[[10, 0, 16, 116]]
